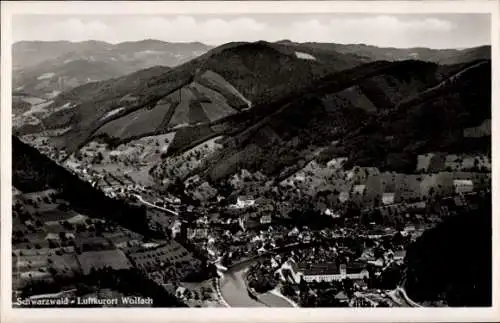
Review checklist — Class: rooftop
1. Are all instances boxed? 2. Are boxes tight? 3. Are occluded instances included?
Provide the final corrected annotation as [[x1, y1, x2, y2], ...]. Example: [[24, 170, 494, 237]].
[[393, 250, 406, 259], [347, 261, 368, 273], [453, 179, 474, 185], [353, 185, 366, 195], [299, 263, 340, 276]]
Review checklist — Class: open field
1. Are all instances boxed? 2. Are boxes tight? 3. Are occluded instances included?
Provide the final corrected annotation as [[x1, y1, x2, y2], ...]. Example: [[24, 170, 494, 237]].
[[77, 249, 132, 275]]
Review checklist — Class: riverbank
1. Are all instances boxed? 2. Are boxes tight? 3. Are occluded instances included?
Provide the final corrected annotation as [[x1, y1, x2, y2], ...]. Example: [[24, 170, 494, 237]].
[[219, 266, 266, 307], [215, 277, 230, 307], [219, 259, 295, 308], [267, 287, 299, 307]]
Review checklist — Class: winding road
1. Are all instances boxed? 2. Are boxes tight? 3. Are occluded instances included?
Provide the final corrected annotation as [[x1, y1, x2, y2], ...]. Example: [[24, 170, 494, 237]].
[[133, 194, 179, 216]]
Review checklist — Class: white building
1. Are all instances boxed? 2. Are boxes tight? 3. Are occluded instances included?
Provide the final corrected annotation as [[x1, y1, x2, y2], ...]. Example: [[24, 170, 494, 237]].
[[288, 227, 300, 237], [382, 192, 395, 205], [353, 185, 366, 196], [288, 261, 369, 283], [392, 250, 406, 264], [324, 208, 341, 218], [327, 157, 348, 169], [44, 233, 60, 241], [260, 215, 272, 224], [453, 179, 474, 194], [170, 220, 183, 239], [294, 174, 306, 182], [339, 191, 350, 203], [176, 287, 187, 299], [231, 196, 256, 209]]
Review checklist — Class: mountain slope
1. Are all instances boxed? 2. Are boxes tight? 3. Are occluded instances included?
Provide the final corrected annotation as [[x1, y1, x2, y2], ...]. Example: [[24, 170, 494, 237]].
[[15, 41, 365, 153], [149, 59, 490, 184], [12, 65, 172, 130], [14, 41, 491, 191], [12, 135, 154, 237]]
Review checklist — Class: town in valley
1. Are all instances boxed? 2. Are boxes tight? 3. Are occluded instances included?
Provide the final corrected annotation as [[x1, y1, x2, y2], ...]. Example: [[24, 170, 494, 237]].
[[11, 12, 492, 308]]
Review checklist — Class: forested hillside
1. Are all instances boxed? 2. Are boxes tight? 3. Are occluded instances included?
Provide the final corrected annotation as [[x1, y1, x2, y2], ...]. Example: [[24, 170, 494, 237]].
[[12, 136, 155, 237], [403, 192, 491, 306]]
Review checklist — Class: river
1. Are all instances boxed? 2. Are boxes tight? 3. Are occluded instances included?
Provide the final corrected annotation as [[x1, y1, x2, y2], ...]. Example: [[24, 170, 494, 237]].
[[218, 242, 323, 307], [219, 260, 294, 307]]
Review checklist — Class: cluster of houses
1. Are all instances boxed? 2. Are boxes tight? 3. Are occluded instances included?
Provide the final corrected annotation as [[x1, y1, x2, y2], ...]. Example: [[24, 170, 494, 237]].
[[90, 173, 139, 197], [349, 170, 486, 206], [279, 156, 490, 212], [417, 153, 490, 173]]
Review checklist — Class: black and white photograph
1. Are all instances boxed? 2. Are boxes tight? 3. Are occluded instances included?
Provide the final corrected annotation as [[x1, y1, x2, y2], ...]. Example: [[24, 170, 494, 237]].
[[1, 1, 499, 322]]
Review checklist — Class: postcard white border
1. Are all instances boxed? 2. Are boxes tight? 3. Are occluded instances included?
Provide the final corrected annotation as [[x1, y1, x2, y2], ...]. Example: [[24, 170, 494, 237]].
[[1, 1, 499, 323]]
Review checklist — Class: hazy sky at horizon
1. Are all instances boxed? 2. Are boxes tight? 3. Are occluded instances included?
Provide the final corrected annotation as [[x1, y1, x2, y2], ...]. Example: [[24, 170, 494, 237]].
[[13, 14, 491, 49]]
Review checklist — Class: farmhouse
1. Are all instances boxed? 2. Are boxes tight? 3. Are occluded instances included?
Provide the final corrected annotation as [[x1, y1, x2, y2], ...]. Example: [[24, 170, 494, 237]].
[[453, 179, 474, 194], [353, 185, 366, 196], [382, 192, 395, 205], [260, 214, 272, 225], [231, 196, 256, 209]]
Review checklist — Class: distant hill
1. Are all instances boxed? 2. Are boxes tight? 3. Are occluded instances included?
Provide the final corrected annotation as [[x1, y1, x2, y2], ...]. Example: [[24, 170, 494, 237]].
[[12, 40, 212, 98], [13, 39, 212, 70], [13, 40, 489, 101], [276, 41, 491, 65], [13, 40, 107, 70], [13, 60, 130, 100]]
